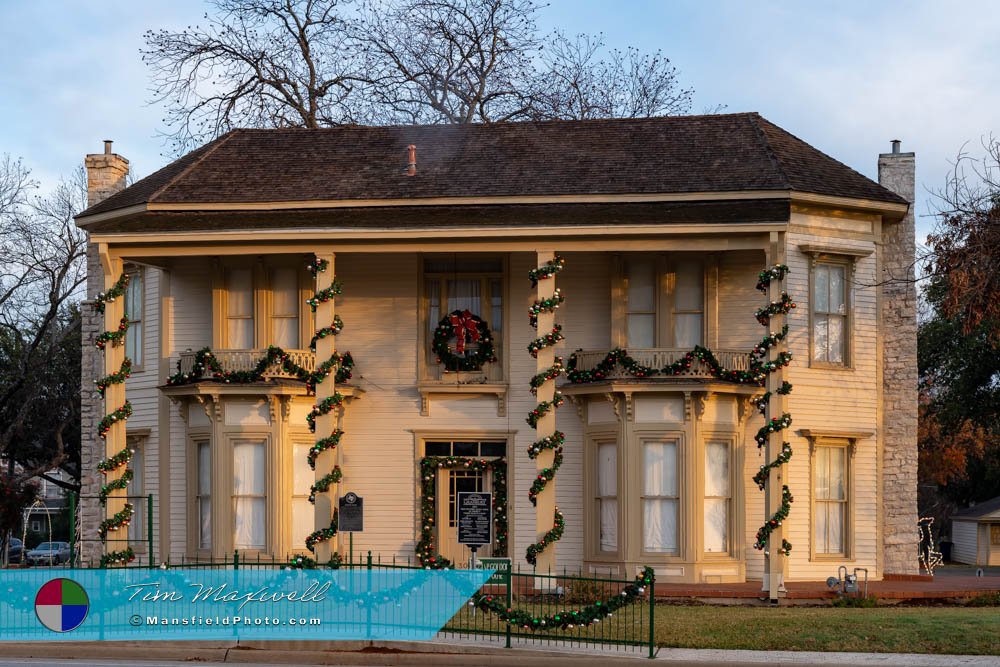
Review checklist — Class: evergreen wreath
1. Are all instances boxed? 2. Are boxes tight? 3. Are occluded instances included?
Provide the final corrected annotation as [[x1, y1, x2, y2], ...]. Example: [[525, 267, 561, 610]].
[[432, 309, 497, 372]]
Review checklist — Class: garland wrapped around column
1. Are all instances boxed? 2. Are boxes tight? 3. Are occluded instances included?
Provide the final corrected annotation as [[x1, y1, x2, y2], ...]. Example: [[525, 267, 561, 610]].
[[92, 272, 135, 567], [304, 257, 349, 555], [751, 264, 795, 557], [526, 253, 566, 567]]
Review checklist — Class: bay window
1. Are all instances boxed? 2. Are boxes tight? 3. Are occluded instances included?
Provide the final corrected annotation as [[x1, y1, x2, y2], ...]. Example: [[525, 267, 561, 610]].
[[642, 439, 679, 554], [196, 441, 211, 550], [704, 440, 731, 554], [596, 441, 618, 553], [232, 439, 266, 550], [291, 441, 313, 551]]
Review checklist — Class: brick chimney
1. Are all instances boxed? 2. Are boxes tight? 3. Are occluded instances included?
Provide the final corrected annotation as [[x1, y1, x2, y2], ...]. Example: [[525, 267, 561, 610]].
[[84, 140, 129, 208], [877, 140, 919, 575]]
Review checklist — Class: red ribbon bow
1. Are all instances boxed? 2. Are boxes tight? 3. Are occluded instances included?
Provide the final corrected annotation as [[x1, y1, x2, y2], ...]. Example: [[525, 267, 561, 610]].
[[449, 310, 481, 354]]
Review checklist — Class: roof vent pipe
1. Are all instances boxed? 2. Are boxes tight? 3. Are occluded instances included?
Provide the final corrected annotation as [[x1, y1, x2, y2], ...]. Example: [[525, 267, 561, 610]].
[[891, 139, 901, 154], [407, 144, 417, 176], [104, 139, 113, 154]]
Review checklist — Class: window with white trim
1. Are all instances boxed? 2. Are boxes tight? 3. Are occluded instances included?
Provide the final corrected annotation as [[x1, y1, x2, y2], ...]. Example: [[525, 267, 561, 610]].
[[814, 443, 848, 555], [127, 438, 144, 541], [124, 269, 143, 367], [812, 262, 848, 365], [642, 439, 679, 554], [704, 440, 731, 554]]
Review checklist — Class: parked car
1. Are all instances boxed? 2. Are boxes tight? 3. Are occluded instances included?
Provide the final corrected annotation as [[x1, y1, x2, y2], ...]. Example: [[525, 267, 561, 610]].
[[25, 542, 70, 566], [6, 537, 23, 563]]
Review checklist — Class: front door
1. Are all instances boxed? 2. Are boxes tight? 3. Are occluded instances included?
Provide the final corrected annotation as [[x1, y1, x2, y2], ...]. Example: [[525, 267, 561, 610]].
[[424, 439, 506, 566]]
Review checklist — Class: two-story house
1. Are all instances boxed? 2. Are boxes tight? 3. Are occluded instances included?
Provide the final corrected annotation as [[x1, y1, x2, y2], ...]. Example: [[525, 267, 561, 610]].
[[75, 114, 919, 592]]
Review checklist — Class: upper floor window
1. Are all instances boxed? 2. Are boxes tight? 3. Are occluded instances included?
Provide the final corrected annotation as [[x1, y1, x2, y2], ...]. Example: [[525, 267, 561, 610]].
[[812, 261, 848, 365], [423, 257, 504, 378], [124, 268, 143, 367], [217, 260, 309, 350], [622, 255, 705, 349]]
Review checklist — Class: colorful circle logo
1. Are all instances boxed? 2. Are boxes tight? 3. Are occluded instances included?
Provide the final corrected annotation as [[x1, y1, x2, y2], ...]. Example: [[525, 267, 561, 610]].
[[34, 578, 89, 633]]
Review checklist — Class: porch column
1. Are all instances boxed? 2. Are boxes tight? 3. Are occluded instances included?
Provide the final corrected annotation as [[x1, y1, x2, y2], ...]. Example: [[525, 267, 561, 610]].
[[531, 250, 558, 572], [764, 232, 788, 599], [98, 250, 131, 562], [312, 252, 338, 563]]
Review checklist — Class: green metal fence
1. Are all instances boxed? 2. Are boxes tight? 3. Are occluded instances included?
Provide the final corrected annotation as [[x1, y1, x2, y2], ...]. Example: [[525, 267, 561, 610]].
[[72, 493, 156, 568]]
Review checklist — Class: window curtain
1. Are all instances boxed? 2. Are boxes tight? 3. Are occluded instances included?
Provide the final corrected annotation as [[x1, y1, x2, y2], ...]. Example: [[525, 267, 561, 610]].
[[815, 446, 846, 553], [271, 268, 299, 349], [597, 443, 618, 551], [626, 259, 655, 348], [227, 268, 254, 349], [673, 260, 704, 348], [198, 443, 212, 549], [233, 440, 265, 550], [447, 279, 481, 315], [813, 264, 846, 363], [643, 442, 678, 553], [291, 443, 313, 550], [704, 441, 730, 553]]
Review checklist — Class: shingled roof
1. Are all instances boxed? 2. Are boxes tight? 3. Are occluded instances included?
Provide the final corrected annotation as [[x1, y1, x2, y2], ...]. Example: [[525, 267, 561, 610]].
[[78, 112, 906, 222]]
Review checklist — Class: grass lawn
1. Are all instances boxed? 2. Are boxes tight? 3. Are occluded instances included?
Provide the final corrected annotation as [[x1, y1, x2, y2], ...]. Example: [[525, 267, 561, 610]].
[[653, 604, 1000, 655]]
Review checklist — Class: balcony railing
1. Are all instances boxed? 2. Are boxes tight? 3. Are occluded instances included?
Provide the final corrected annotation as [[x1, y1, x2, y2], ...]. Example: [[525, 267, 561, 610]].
[[570, 348, 754, 381], [177, 349, 316, 380]]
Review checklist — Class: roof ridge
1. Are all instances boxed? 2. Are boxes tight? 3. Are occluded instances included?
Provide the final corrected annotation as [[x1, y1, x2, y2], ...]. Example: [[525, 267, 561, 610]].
[[746, 113, 792, 190], [146, 130, 242, 204]]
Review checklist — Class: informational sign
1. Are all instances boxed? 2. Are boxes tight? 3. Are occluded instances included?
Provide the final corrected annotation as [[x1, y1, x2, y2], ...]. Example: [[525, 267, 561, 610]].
[[457, 492, 492, 547], [476, 557, 511, 585], [338, 492, 364, 532]]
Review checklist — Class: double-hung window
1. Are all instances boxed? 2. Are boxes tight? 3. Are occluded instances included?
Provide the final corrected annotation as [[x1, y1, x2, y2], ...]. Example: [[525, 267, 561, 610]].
[[642, 439, 679, 554], [124, 268, 143, 367], [270, 267, 300, 350], [812, 262, 848, 365], [423, 257, 504, 378], [621, 255, 705, 349], [704, 440, 731, 554], [595, 441, 618, 553], [814, 442, 849, 556], [127, 437, 144, 541], [219, 261, 308, 350], [291, 441, 313, 551], [196, 441, 212, 550], [225, 268, 255, 349], [232, 439, 266, 551]]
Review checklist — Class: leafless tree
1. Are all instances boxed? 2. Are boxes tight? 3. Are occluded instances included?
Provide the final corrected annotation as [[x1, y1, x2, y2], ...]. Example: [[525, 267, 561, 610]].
[[143, 0, 703, 148], [533, 32, 693, 120], [143, 0, 362, 152]]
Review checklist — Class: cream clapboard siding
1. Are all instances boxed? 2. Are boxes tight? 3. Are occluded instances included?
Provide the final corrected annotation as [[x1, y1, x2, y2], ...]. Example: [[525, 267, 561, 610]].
[[783, 214, 879, 580], [166, 258, 215, 557], [951, 520, 978, 565], [717, 250, 768, 351]]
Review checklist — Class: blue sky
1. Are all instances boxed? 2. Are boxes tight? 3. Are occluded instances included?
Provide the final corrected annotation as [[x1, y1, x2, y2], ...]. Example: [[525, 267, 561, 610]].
[[1, 0, 998, 240]]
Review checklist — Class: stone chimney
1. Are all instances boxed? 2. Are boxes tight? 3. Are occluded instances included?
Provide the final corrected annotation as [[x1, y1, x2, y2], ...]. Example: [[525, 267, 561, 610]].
[[79, 140, 130, 566], [84, 140, 129, 208], [877, 141, 919, 575]]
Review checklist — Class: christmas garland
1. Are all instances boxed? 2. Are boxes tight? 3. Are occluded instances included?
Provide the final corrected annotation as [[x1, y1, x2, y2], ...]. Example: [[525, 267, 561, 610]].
[[431, 310, 497, 372], [472, 566, 653, 631], [166, 346, 354, 389], [91, 273, 134, 565], [525, 254, 568, 566], [565, 346, 765, 385], [750, 264, 795, 557], [304, 258, 350, 554], [93, 273, 129, 314], [415, 456, 508, 569]]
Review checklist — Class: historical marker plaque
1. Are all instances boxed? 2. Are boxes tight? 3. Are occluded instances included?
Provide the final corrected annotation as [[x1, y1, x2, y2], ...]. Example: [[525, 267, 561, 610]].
[[338, 492, 364, 532], [457, 492, 492, 546]]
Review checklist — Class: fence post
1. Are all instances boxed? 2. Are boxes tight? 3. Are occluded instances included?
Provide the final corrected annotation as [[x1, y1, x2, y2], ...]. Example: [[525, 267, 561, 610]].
[[233, 550, 240, 570], [68, 492, 76, 569], [366, 551, 373, 639], [147, 494, 154, 566], [504, 562, 512, 649], [647, 576, 655, 659]]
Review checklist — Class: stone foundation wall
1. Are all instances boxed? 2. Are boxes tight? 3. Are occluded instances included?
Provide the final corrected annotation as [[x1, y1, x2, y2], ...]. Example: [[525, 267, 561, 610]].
[[878, 150, 919, 575]]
